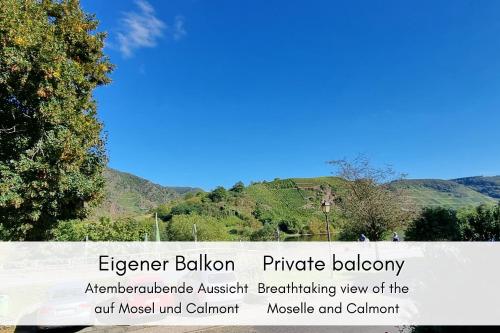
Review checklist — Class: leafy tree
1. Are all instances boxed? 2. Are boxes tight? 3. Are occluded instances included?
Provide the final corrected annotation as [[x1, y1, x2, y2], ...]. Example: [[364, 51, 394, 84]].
[[208, 186, 227, 203], [0, 0, 113, 240], [165, 214, 228, 241], [405, 207, 460, 241], [52, 217, 148, 241], [250, 223, 278, 241], [304, 217, 328, 236], [459, 204, 500, 241], [252, 203, 272, 223], [230, 181, 245, 193], [153, 203, 172, 221], [329, 156, 416, 240], [278, 217, 303, 234], [170, 202, 203, 217]]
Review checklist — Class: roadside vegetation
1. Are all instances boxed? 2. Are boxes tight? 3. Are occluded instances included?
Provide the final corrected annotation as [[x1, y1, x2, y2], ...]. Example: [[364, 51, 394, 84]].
[[406, 204, 500, 241]]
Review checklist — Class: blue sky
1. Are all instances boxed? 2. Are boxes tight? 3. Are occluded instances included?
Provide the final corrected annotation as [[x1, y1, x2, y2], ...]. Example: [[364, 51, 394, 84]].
[[82, 0, 500, 190]]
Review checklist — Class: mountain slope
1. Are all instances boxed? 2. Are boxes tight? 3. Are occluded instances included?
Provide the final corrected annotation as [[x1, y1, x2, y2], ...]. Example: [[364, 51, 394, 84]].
[[155, 176, 348, 239], [94, 169, 499, 219], [452, 176, 500, 199], [249, 176, 498, 214], [245, 177, 346, 222], [91, 168, 199, 218], [390, 179, 497, 208]]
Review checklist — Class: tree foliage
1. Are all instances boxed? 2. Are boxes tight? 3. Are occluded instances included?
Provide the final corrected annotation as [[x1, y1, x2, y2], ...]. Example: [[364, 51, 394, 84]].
[[230, 181, 245, 193], [208, 186, 227, 202], [278, 217, 303, 234], [0, 0, 112, 239], [405, 207, 461, 241], [459, 203, 500, 241], [405, 203, 500, 241], [330, 156, 416, 240], [52, 217, 149, 241], [169, 202, 203, 217], [250, 223, 278, 241], [165, 214, 229, 241]]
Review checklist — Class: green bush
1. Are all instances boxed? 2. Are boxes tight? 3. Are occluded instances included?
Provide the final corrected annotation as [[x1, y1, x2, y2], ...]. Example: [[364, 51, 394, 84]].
[[166, 214, 229, 241], [208, 186, 227, 202], [405, 207, 460, 241], [278, 217, 304, 234], [252, 204, 272, 223], [459, 203, 500, 241], [250, 223, 278, 241], [230, 181, 245, 193], [153, 203, 172, 220], [405, 203, 500, 241], [170, 202, 203, 217], [52, 217, 149, 241], [0, 224, 8, 241]]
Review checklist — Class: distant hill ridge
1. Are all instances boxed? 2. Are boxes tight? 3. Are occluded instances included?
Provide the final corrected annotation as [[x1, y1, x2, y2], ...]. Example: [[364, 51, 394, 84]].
[[264, 176, 498, 209], [390, 177, 498, 208], [91, 168, 200, 218], [452, 176, 500, 199], [94, 169, 499, 218]]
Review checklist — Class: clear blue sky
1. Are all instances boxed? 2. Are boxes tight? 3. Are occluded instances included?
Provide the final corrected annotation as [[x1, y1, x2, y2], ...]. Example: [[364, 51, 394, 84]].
[[82, 0, 500, 190]]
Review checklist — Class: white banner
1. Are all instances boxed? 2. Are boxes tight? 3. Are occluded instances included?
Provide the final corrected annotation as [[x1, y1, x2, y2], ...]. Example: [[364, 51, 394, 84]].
[[0, 242, 498, 326]]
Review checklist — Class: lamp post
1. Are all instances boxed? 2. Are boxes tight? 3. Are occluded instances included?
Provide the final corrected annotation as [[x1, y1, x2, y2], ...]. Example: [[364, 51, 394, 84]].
[[321, 199, 331, 242]]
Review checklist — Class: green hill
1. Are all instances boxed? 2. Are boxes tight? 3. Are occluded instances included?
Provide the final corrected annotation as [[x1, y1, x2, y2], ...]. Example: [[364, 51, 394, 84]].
[[248, 176, 498, 214], [158, 175, 497, 224], [91, 168, 199, 218], [93, 169, 499, 221], [154, 175, 496, 241], [390, 179, 497, 209], [91, 171, 497, 241], [452, 176, 500, 199], [154, 176, 348, 240], [245, 177, 346, 223]]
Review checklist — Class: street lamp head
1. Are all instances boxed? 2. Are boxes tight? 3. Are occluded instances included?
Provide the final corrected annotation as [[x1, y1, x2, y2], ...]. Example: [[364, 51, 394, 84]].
[[321, 200, 331, 213]]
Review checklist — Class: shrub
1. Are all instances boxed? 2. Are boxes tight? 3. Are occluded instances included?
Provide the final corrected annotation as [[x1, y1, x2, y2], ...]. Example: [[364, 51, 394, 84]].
[[153, 204, 172, 220], [405, 207, 460, 241], [166, 214, 228, 241], [170, 202, 203, 217], [52, 217, 149, 241], [458, 204, 500, 241], [278, 217, 303, 234], [230, 181, 245, 193], [208, 187, 227, 202], [305, 218, 327, 235], [250, 223, 278, 241]]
